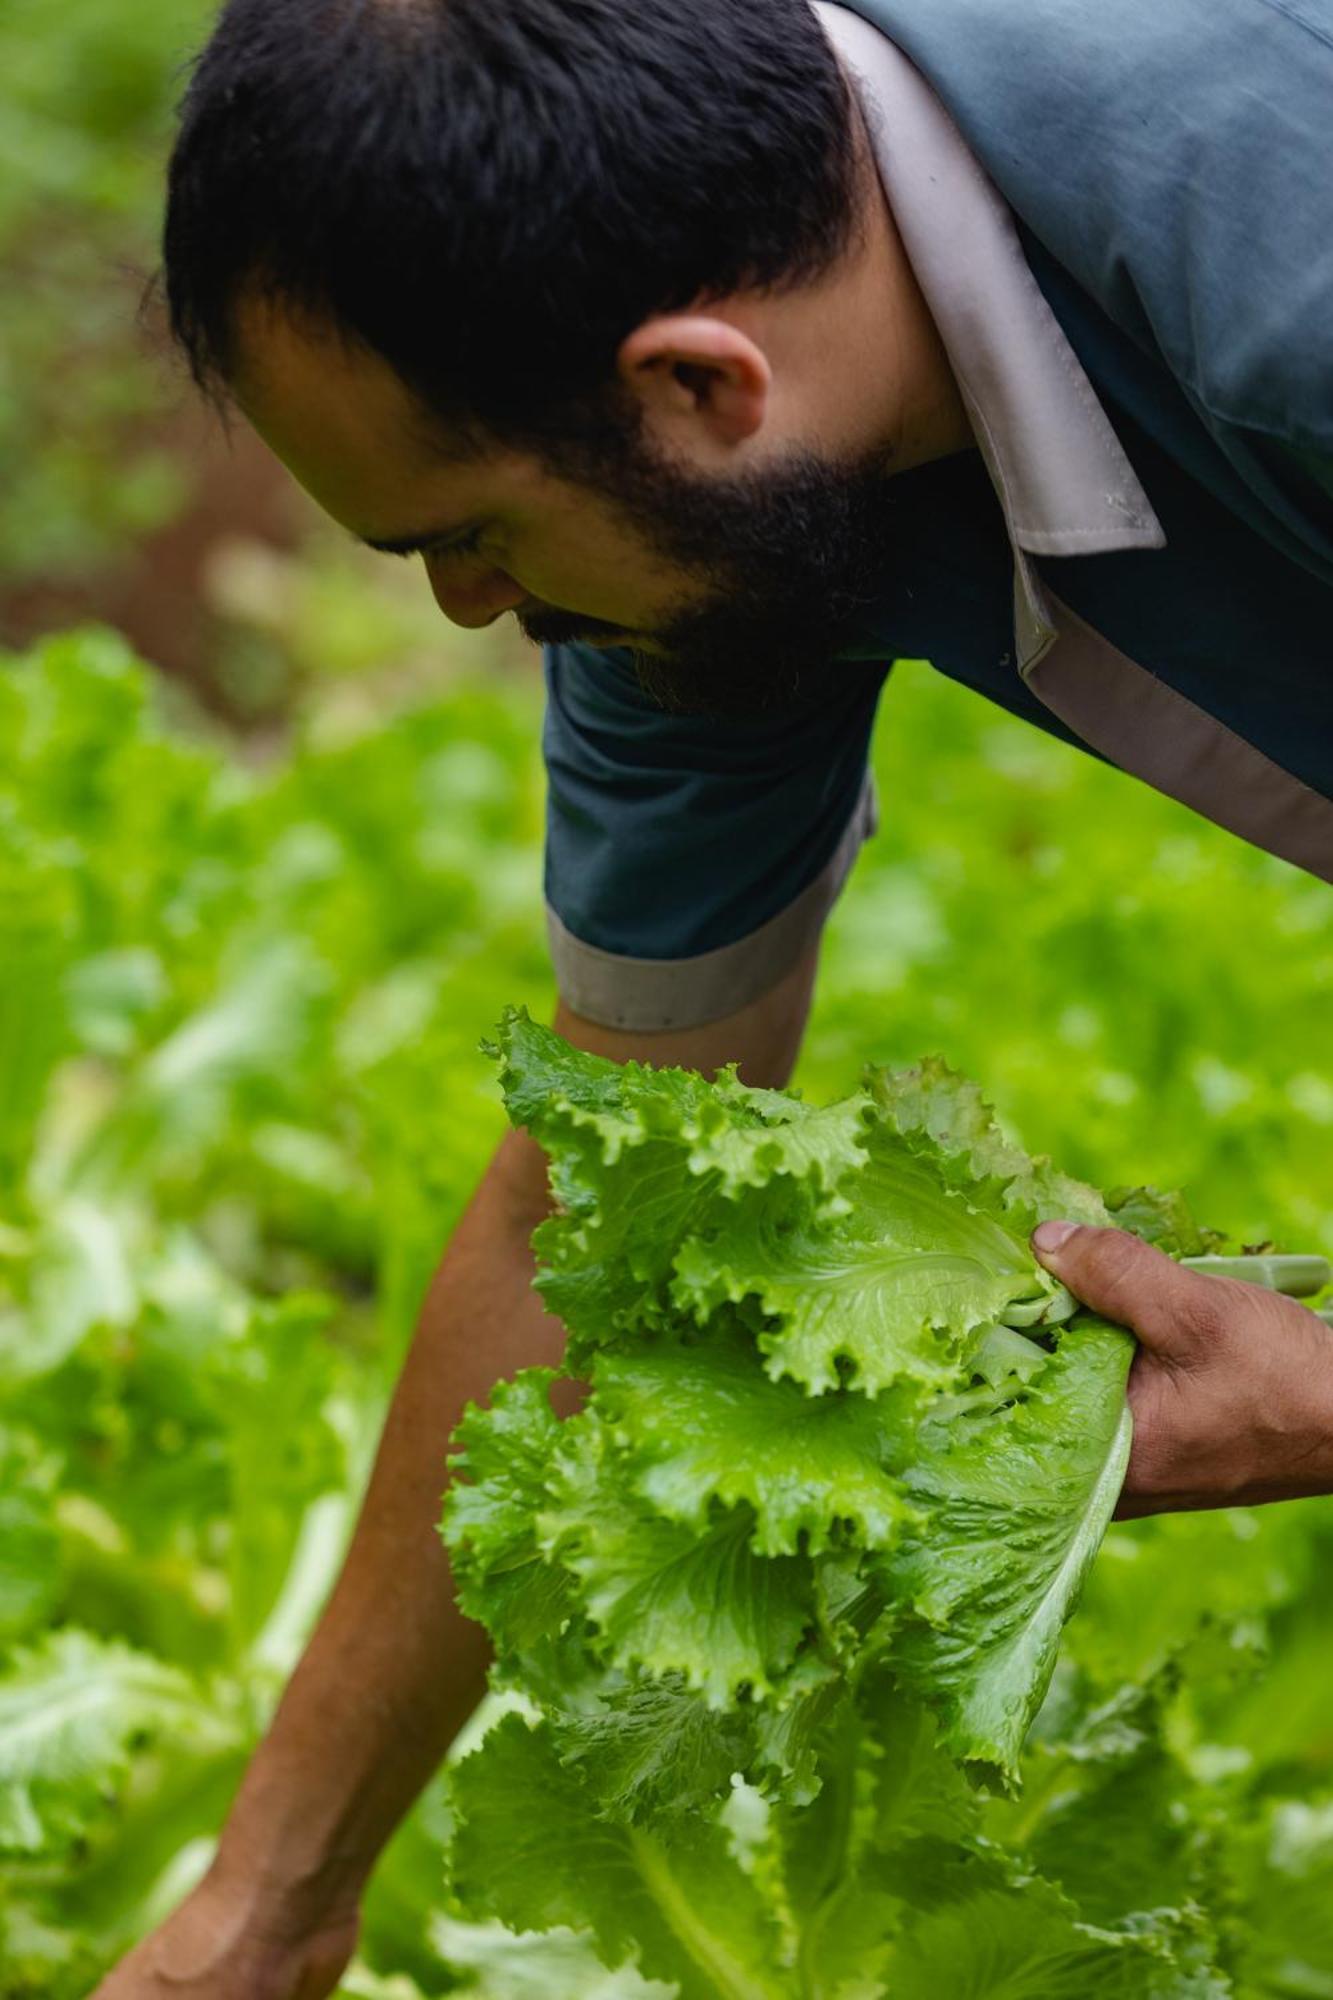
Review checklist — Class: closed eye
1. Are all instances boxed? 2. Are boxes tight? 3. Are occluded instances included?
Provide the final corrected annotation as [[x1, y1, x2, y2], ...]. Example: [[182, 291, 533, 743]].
[[360, 523, 491, 561], [425, 527, 486, 562]]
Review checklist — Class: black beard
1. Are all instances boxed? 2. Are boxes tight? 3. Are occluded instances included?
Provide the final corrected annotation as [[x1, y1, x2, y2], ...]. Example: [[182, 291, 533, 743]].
[[519, 438, 904, 721]]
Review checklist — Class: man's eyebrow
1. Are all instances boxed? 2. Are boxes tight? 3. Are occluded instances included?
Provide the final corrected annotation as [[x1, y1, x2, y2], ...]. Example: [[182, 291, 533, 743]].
[[355, 518, 485, 558]]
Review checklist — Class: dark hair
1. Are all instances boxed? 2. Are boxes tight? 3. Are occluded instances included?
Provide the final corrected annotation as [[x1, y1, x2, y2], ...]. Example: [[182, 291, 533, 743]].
[[164, 0, 859, 448]]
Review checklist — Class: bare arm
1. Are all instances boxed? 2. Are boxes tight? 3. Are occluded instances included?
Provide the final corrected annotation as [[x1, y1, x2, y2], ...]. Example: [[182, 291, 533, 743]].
[[96, 947, 819, 1998]]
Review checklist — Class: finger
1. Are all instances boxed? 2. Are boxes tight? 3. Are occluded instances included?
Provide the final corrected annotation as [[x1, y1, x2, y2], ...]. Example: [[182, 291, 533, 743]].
[[1031, 1220, 1225, 1360]]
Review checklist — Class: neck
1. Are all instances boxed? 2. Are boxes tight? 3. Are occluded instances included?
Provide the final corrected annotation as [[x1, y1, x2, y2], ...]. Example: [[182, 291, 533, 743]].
[[751, 100, 974, 475], [854, 142, 975, 472]]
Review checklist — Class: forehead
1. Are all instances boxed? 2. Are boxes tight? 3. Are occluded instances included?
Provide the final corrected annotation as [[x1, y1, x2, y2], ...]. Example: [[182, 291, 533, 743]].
[[232, 296, 439, 461], [228, 295, 533, 539]]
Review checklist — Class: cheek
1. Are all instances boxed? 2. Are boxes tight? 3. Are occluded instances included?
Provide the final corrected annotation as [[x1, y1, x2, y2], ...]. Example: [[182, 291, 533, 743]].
[[507, 524, 632, 608], [530, 511, 686, 604]]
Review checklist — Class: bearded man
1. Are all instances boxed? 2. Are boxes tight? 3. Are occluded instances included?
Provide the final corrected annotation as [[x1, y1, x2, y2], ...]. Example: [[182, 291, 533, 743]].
[[100, 0, 1332, 1990]]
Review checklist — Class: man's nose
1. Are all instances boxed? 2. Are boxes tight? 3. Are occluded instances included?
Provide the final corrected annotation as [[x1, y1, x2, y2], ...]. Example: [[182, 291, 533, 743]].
[[425, 556, 526, 628]]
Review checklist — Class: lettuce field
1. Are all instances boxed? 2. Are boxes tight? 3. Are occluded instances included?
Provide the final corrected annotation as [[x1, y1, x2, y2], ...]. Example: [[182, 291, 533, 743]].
[[1, 626, 1331, 1995], [5, 0, 1333, 1988]]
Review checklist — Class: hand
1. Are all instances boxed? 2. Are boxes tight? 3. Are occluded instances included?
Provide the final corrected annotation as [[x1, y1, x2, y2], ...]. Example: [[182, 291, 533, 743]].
[[90, 1870, 359, 2000], [1032, 1221, 1333, 1517]]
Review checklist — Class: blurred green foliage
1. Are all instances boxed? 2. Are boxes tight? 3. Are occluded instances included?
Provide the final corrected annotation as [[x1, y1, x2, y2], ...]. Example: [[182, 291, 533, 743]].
[[807, 658, 1333, 1251], [6, 7, 1329, 1990], [0, 628, 1328, 1995], [0, 0, 212, 580]]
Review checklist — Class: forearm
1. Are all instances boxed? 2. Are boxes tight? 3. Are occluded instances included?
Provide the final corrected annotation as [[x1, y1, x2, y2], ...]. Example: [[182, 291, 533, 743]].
[[210, 1127, 558, 1923], [97, 959, 823, 1997]]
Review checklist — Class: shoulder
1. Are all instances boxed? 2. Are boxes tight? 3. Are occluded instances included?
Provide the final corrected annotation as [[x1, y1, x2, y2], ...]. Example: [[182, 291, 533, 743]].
[[855, 0, 1333, 453]]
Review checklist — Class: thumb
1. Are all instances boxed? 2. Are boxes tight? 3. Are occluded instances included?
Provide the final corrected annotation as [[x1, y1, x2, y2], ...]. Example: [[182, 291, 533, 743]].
[[1031, 1220, 1218, 1359]]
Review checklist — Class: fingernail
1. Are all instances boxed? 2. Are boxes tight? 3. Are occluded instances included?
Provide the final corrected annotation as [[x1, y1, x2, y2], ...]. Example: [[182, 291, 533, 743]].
[[1032, 1220, 1078, 1256]]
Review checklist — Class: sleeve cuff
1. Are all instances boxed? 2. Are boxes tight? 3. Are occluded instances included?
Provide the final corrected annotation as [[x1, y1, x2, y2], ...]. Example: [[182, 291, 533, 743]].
[[547, 775, 878, 1032]]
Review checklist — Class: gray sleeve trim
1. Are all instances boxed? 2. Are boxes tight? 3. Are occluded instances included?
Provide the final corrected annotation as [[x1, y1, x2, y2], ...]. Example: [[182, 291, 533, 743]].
[[547, 776, 879, 1033]]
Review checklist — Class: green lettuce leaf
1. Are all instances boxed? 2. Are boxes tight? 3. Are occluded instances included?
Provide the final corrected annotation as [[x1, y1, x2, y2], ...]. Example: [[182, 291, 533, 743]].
[[443, 1369, 575, 1657], [986, 1672, 1223, 1936], [876, 1318, 1134, 1785], [492, 1012, 867, 1368], [881, 1878, 1207, 1999], [552, 1675, 752, 1824], [541, 1417, 815, 1704], [671, 1132, 1056, 1398], [1231, 1796, 1333, 2000], [448, 1713, 789, 2000], [441, 1022, 1209, 1989], [467, 1022, 1145, 1773], [0, 1629, 213, 1853], [1104, 1185, 1224, 1258], [495, 1015, 1079, 1392], [867, 1057, 1108, 1236], [590, 1323, 917, 1557], [0, 1462, 61, 1642], [432, 1913, 677, 1997], [866, 1692, 982, 1851]]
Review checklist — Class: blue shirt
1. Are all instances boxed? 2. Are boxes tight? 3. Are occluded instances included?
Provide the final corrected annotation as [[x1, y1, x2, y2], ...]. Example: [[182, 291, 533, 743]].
[[544, 0, 1333, 1030]]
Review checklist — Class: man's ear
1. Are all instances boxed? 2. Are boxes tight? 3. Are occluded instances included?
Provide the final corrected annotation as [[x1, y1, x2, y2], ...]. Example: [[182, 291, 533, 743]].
[[617, 314, 771, 449]]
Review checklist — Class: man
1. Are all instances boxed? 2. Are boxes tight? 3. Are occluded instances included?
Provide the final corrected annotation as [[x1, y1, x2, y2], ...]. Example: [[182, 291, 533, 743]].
[[102, 0, 1332, 1990]]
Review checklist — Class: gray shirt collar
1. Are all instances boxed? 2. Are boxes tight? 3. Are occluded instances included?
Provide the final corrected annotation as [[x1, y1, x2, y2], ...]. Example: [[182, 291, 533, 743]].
[[815, 2, 1165, 659]]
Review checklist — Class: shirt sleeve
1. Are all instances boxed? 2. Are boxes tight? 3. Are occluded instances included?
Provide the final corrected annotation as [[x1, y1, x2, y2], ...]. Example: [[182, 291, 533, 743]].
[[542, 642, 888, 1031]]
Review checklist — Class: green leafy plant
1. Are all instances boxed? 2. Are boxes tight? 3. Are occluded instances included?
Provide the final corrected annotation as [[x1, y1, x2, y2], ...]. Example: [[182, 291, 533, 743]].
[[440, 1012, 1308, 1996], [0, 631, 552, 1994], [2, 629, 1331, 1998], [0, 0, 220, 581]]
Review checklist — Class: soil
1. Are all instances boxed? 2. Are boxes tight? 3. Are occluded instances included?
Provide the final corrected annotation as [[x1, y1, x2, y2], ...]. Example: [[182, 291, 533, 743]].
[[0, 390, 309, 724]]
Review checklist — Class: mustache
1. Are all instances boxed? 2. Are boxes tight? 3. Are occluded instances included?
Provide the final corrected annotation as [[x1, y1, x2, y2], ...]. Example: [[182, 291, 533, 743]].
[[516, 603, 632, 649]]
